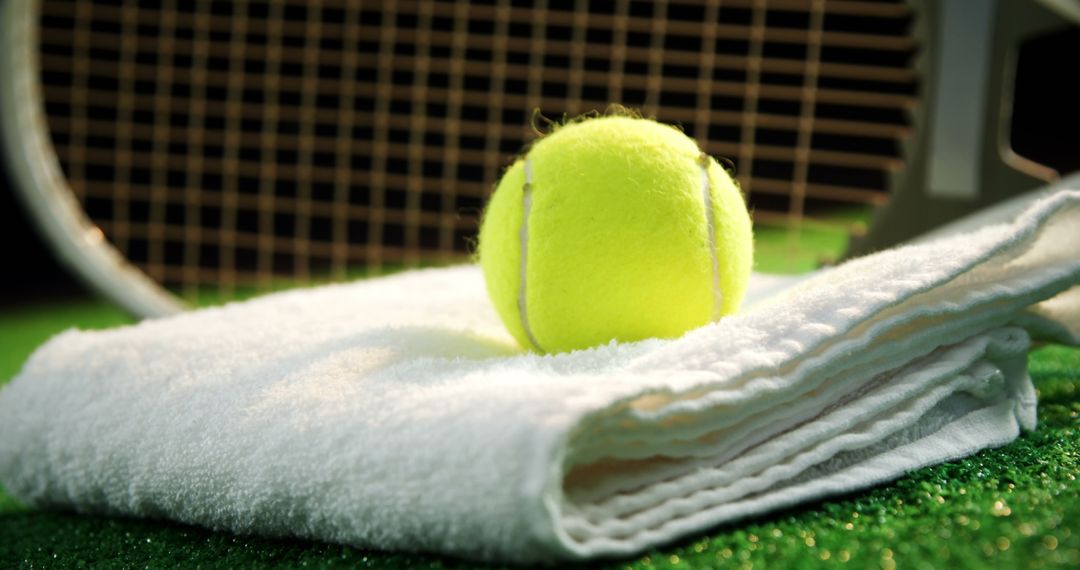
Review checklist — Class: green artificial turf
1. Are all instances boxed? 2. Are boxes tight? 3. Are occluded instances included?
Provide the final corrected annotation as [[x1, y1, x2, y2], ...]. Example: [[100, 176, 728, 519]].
[[752, 209, 866, 275], [2, 214, 1079, 568]]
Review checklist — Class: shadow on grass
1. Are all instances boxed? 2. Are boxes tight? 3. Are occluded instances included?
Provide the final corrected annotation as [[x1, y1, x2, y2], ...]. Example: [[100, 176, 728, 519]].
[[0, 509, 531, 570]]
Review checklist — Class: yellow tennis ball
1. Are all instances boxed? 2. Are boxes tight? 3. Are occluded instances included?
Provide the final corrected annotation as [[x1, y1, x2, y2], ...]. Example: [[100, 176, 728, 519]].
[[478, 115, 753, 353]]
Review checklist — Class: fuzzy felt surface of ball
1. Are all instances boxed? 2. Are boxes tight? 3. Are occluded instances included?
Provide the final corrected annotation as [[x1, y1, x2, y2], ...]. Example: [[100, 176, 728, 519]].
[[478, 115, 753, 353]]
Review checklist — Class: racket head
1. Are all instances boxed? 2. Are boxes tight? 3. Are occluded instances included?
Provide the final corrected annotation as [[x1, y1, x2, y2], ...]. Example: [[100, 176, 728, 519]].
[[1, 0, 184, 317], [11, 0, 922, 316]]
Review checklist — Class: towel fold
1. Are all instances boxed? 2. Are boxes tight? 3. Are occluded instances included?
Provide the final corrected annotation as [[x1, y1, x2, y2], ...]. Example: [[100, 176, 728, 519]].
[[1, 190, 1078, 563]]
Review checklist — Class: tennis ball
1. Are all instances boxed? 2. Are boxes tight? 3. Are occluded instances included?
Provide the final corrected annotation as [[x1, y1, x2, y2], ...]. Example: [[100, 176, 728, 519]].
[[478, 115, 753, 353]]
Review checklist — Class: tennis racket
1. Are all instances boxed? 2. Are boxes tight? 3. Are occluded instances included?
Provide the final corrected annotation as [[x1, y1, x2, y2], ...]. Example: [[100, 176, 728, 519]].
[[1, 0, 1067, 319]]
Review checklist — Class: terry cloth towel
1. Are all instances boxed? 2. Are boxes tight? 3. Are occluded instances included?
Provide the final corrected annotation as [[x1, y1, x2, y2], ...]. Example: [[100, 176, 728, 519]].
[[2, 190, 1079, 563]]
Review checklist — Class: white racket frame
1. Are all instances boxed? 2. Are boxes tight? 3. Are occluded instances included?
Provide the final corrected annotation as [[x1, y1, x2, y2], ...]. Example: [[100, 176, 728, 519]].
[[0, 0, 185, 318], [5, 0, 1075, 319]]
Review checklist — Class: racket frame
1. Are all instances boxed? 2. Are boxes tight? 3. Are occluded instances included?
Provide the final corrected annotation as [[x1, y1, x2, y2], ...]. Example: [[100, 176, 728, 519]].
[[0, 0, 185, 317]]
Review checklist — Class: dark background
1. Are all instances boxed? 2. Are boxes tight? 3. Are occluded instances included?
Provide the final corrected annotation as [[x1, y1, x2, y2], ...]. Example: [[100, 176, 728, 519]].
[[2, 27, 1078, 307]]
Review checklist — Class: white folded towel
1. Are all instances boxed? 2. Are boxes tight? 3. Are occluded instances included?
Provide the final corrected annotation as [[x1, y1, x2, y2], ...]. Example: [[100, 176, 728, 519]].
[[1, 190, 1078, 563]]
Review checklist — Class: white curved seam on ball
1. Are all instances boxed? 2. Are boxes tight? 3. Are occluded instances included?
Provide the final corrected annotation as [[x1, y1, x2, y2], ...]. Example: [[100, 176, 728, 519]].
[[700, 153, 724, 321], [518, 158, 545, 352]]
